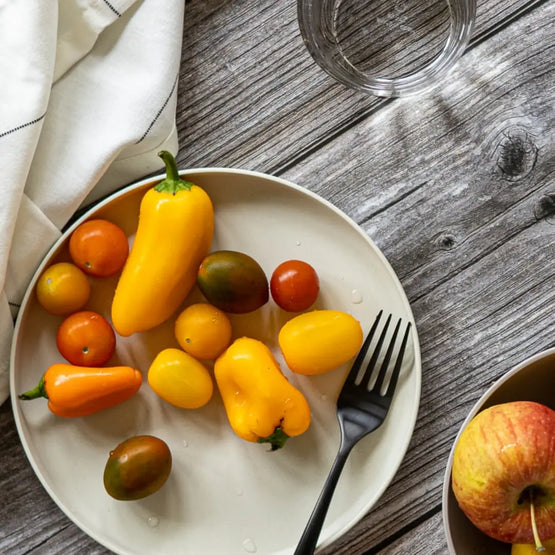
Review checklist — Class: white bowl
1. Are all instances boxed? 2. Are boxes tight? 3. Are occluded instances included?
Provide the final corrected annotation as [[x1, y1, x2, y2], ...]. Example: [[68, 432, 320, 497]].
[[442, 347, 555, 554]]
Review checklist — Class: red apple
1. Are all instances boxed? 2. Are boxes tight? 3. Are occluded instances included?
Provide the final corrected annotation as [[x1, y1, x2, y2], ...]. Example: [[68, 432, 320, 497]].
[[451, 401, 555, 544]]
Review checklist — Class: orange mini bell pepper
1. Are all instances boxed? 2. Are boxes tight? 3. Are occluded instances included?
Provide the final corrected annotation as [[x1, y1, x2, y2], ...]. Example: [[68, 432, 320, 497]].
[[214, 337, 311, 450], [19, 363, 142, 417]]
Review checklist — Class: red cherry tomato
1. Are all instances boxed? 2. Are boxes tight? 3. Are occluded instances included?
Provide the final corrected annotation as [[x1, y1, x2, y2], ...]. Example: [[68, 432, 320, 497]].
[[270, 260, 320, 312], [69, 219, 129, 277], [56, 311, 116, 366]]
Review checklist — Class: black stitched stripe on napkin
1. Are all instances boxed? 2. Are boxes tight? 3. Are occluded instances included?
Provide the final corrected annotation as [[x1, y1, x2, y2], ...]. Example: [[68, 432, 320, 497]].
[[0, 113, 46, 140], [102, 0, 121, 17], [135, 73, 179, 144]]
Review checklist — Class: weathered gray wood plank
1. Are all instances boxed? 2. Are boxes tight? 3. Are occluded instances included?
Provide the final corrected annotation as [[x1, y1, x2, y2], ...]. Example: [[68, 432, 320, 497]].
[[0, 1, 552, 554], [375, 510, 447, 554], [284, 3, 554, 553], [175, 0, 547, 174]]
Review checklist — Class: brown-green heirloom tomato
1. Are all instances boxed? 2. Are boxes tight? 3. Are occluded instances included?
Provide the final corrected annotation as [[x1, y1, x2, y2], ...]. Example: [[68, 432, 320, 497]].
[[197, 250, 269, 313], [103, 435, 172, 500]]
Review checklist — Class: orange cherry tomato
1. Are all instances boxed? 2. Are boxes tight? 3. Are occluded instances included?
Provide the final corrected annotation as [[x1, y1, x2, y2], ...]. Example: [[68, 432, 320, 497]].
[[270, 260, 320, 312], [69, 219, 129, 277], [56, 311, 116, 366], [36, 262, 91, 315]]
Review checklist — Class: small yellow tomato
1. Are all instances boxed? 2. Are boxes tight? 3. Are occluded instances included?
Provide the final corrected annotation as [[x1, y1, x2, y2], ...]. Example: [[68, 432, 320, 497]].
[[148, 348, 213, 409], [36, 262, 91, 315], [278, 309, 363, 375], [174, 303, 232, 360], [512, 539, 555, 555]]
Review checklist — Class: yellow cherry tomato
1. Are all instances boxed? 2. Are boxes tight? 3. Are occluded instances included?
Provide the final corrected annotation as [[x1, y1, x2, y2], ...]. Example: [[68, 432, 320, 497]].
[[174, 303, 232, 360], [512, 539, 555, 555], [147, 348, 213, 409], [278, 309, 363, 375], [36, 262, 91, 316]]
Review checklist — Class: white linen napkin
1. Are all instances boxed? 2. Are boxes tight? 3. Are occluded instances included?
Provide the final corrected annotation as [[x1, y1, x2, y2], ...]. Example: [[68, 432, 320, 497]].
[[0, 0, 185, 405]]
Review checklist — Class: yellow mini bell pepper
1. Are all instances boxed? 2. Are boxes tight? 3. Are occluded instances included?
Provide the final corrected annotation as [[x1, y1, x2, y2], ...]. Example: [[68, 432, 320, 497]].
[[111, 151, 214, 336], [278, 310, 363, 375], [214, 337, 311, 450]]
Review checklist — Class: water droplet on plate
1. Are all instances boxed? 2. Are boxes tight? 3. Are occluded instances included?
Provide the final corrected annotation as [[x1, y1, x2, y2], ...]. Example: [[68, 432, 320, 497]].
[[242, 538, 257, 553], [147, 516, 159, 528], [351, 289, 363, 304], [236, 487, 244, 496], [182, 440, 189, 448], [295, 240, 301, 246]]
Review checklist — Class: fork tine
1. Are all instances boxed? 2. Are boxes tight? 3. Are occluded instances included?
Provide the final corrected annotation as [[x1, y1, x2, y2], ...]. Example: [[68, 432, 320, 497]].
[[343, 310, 383, 387], [371, 316, 402, 393], [384, 321, 412, 397], [359, 312, 392, 388]]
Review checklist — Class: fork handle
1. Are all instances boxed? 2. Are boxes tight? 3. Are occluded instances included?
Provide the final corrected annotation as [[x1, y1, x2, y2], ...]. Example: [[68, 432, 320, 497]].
[[293, 445, 352, 555]]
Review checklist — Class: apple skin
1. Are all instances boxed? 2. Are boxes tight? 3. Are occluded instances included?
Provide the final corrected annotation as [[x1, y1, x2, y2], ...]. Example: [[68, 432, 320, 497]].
[[451, 401, 555, 544]]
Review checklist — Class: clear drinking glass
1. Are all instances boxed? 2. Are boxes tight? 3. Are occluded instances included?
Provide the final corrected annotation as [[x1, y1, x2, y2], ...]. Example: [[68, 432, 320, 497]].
[[297, 0, 476, 97]]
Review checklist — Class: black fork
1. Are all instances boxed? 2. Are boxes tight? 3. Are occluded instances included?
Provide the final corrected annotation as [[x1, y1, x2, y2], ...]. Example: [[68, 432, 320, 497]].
[[294, 310, 413, 555]]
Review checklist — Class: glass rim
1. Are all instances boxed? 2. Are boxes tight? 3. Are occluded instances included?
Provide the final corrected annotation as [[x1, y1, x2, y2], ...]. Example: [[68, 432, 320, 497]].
[[298, 0, 477, 97]]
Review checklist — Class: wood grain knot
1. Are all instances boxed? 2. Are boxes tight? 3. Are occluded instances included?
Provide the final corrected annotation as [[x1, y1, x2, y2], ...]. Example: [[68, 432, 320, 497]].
[[493, 127, 538, 181], [436, 233, 457, 250], [534, 193, 555, 224]]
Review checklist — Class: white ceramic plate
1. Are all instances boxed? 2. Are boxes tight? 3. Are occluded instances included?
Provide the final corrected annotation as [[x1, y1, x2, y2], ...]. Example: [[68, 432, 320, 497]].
[[11, 169, 421, 555]]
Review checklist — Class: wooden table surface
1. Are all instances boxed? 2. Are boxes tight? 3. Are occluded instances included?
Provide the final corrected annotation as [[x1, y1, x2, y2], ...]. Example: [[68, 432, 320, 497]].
[[1, 0, 554, 553]]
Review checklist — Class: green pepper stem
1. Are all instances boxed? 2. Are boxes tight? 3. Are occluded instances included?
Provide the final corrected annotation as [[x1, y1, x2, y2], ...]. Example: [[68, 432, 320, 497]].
[[154, 150, 194, 194], [18, 375, 48, 400], [257, 426, 290, 451]]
